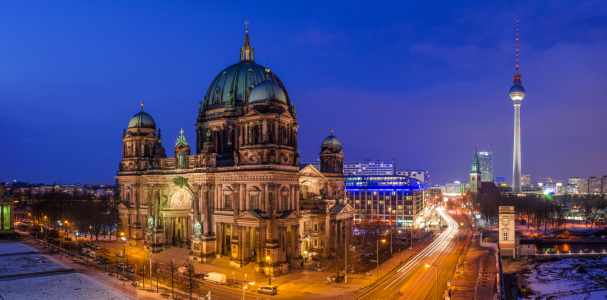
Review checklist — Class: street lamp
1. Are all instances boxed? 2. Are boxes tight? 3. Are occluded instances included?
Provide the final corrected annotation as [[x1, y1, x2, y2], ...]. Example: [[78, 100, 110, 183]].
[[377, 239, 386, 280], [242, 273, 254, 300], [425, 264, 438, 300]]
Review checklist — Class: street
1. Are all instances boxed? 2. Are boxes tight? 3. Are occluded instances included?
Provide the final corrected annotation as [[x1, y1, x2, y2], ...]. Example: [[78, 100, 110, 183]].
[[354, 211, 465, 299]]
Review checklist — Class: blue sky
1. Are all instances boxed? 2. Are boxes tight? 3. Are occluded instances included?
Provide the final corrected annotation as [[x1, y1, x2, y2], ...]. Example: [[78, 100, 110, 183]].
[[1, 1, 607, 185]]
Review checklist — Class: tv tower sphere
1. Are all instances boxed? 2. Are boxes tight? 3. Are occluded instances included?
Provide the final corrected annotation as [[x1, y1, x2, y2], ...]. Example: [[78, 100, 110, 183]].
[[509, 85, 525, 101]]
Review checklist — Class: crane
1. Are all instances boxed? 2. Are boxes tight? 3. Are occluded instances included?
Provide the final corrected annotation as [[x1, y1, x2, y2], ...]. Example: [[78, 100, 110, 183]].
[[537, 177, 553, 187]]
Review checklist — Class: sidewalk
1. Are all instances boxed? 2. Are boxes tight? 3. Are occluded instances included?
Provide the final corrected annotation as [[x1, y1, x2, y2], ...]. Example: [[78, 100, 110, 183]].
[[449, 231, 497, 300]]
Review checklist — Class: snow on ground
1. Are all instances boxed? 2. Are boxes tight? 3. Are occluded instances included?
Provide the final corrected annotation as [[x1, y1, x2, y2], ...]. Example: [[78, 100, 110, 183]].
[[525, 257, 607, 299], [0, 254, 68, 277], [0, 242, 38, 255], [0, 272, 133, 300]]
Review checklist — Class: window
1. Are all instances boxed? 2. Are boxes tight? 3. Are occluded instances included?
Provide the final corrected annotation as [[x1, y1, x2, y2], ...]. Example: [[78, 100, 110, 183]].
[[503, 232, 508, 241], [391, 210, 396, 215], [355, 200, 360, 204], [379, 201, 384, 205], [502, 219, 508, 225], [385, 196, 390, 200], [397, 205, 403, 209], [314, 239, 318, 247], [367, 201, 372, 205], [224, 194, 231, 209], [314, 224, 318, 232], [281, 195, 288, 210], [302, 185, 308, 200], [251, 195, 259, 210]]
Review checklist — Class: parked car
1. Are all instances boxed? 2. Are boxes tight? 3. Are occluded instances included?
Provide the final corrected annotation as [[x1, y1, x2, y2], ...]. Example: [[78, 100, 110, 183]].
[[117, 263, 124, 269], [258, 286, 277, 295], [116, 253, 124, 257], [92, 245, 101, 250], [82, 248, 90, 254], [88, 251, 96, 258], [64, 237, 73, 241], [84, 243, 91, 247], [127, 266, 134, 273]]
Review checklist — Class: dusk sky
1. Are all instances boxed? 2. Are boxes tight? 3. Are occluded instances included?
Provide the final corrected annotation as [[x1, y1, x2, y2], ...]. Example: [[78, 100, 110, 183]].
[[1, 1, 606, 186]]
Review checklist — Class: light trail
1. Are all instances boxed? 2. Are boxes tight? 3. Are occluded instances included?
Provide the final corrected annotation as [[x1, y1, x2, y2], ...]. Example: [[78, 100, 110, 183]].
[[355, 211, 459, 299]]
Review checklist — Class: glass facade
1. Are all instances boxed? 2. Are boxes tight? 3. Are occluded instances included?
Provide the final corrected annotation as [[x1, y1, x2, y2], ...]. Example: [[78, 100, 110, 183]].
[[346, 175, 424, 228], [478, 151, 493, 182]]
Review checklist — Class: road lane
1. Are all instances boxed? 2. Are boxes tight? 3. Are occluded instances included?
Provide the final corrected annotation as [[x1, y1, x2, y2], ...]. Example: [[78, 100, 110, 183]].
[[354, 211, 461, 300]]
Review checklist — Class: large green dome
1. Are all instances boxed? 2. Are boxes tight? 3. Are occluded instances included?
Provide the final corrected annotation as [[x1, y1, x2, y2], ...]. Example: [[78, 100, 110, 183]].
[[201, 32, 291, 112]]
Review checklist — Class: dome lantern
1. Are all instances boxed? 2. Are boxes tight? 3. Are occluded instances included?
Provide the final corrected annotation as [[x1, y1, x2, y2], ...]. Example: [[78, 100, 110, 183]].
[[240, 20, 254, 62]]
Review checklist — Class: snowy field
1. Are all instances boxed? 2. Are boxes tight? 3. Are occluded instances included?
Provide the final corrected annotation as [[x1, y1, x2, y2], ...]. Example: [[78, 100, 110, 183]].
[[525, 257, 607, 299], [0, 254, 68, 277], [0, 272, 133, 300], [0, 242, 38, 255]]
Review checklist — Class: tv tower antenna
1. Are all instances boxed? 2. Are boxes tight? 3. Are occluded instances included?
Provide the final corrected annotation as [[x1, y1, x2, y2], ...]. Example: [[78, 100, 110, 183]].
[[516, 20, 519, 73]]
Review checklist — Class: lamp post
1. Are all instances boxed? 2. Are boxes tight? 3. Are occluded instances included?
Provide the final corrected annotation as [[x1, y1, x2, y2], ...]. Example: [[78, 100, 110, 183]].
[[377, 239, 386, 280], [242, 273, 252, 300], [75, 230, 79, 262], [266, 256, 272, 285], [425, 264, 438, 300]]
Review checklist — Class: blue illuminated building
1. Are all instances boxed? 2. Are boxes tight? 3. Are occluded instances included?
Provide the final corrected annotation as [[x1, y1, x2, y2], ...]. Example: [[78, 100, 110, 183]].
[[346, 175, 425, 228]]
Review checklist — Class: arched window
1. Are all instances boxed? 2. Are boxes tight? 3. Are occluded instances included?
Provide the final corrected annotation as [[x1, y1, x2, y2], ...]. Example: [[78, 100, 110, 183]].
[[250, 194, 259, 210]]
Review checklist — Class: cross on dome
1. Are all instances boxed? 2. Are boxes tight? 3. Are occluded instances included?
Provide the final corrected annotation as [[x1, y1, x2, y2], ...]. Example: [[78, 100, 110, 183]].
[[180, 128, 184, 137]]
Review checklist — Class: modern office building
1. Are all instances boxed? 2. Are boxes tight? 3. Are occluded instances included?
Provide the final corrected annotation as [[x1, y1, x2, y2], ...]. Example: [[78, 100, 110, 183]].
[[521, 175, 531, 186], [302, 159, 395, 176], [346, 175, 424, 228], [396, 170, 430, 188], [510, 21, 525, 194], [478, 151, 493, 182]]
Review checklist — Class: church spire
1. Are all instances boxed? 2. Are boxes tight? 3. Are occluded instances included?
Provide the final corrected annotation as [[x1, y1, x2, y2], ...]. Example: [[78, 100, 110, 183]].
[[240, 20, 255, 62]]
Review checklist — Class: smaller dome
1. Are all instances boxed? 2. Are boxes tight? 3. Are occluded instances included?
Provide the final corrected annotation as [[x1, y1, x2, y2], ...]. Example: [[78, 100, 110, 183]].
[[128, 111, 156, 129], [248, 80, 287, 104], [322, 134, 342, 147], [509, 85, 526, 101]]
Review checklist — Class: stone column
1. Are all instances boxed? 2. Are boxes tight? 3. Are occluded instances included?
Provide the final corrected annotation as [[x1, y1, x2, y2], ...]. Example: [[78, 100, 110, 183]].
[[262, 118, 268, 144], [240, 184, 246, 212], [295, 185, 300, 213], [202, 185, 210, 235], [193, 184, 200, 224], [217, 184, 222, 209], [261, 183, 267, 212], [290, 185, 295, 210], [231, 184, 240, 215]]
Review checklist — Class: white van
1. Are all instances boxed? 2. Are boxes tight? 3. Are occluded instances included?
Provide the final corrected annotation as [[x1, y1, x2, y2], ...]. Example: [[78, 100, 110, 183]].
[[82, 248, 89, 254], [257, 285, 277, 295], [88, 251, 96, 258], [205, 272, 226, 284]]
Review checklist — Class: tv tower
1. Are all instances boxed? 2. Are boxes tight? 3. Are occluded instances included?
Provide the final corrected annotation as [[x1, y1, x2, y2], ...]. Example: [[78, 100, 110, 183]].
[[509, 21, 525, 194]]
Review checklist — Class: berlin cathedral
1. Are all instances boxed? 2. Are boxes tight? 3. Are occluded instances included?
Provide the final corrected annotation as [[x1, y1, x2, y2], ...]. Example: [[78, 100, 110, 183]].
[[116, 26, 354, 276]]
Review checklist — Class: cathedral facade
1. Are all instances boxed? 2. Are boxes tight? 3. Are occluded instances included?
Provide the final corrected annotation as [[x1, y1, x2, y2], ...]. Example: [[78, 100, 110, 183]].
[[116, 28, 353, 276]]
